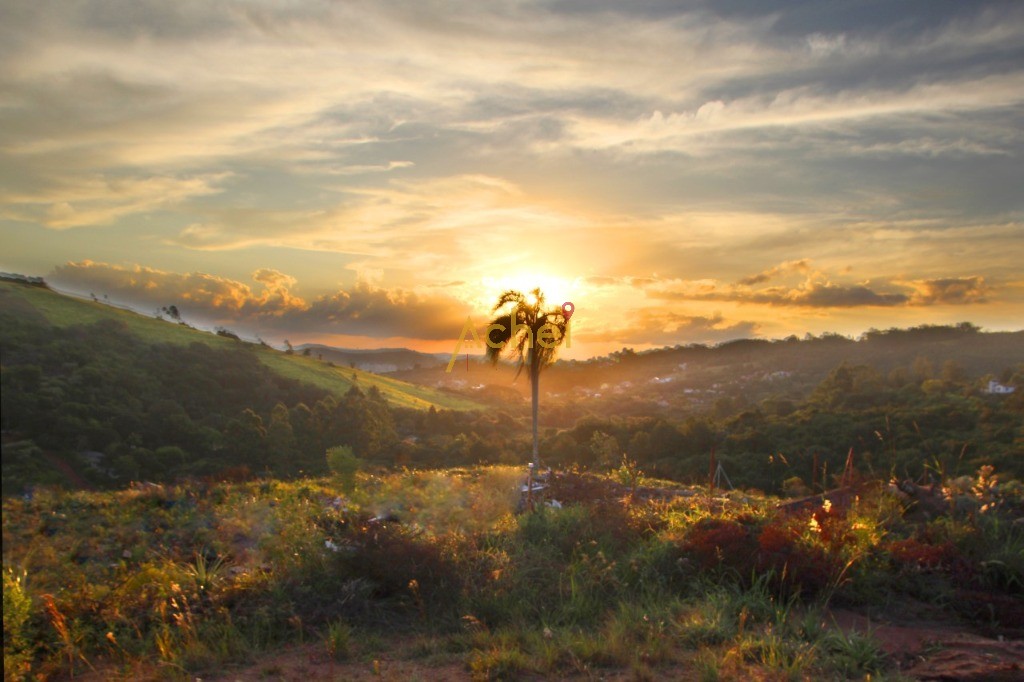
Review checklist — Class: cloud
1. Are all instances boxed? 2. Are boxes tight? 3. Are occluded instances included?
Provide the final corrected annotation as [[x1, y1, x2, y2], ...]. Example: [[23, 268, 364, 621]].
[[584, 275, 658, 288], [564, 72, 1024, 154], [251, 268, 296, 290], [647, 263, 995, 309], [0, 173, 230, 229], [583, 308, 760, 347], [164, 174, 636, 283], [905, 276, 990, 305], [1, 1, 1021, 343], [50, 260, 300, 314], [321, 161, 415, 176], [753, 282, 909, 308], [738, 259, 812, 285], [289, 282, 470, 340], [48, 261, 470, 340]]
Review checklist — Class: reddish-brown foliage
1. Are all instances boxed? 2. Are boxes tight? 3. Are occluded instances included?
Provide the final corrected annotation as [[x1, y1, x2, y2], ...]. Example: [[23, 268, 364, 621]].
[[885, 538, 957, 569], [683, 518, 758, 573]]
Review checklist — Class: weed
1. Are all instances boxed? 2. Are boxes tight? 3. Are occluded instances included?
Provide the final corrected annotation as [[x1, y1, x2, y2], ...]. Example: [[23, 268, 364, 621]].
[[43, 593, 94, 676], [467, 631, 531, 681], [821, 628, 886, 677], [323, 620, 352, 661], [695, 648, 721, 682]]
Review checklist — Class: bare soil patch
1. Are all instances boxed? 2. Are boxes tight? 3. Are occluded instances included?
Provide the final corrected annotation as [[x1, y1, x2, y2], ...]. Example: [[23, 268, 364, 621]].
[[830, 603, 1024, 681]]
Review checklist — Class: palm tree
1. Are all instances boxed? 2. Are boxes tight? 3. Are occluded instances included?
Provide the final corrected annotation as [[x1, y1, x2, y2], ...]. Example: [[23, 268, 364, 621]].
[[485, 288, 570, 473]]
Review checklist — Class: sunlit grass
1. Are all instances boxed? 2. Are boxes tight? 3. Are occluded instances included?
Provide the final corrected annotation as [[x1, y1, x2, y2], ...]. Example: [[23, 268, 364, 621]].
[[3, 465, 1021, 680]]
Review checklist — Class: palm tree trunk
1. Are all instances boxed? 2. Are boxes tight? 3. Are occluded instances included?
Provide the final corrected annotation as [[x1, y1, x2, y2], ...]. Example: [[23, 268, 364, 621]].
[[532, 360, 540, 466], [530, 344, 539, 469]]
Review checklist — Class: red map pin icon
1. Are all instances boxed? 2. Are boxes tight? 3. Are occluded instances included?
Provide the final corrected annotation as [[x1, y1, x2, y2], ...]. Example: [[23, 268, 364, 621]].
[[562, 301, 575, 321]]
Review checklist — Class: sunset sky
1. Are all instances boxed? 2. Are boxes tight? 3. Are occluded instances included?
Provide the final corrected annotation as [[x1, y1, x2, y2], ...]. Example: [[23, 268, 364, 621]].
[[2, 0, 1022, 359]]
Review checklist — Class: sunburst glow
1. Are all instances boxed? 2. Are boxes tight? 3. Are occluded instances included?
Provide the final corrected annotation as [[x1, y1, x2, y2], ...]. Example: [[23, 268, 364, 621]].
[[1, 2, 1021, 357]]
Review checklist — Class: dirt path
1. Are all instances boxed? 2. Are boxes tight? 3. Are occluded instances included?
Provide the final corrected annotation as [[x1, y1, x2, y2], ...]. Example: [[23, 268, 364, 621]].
[[40, 450, 95, 490], [831, 608, 1024, 681]]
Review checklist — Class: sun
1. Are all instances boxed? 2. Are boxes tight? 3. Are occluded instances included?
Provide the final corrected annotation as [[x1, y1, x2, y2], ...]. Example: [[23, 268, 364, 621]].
[[476, 272, 582, 313]]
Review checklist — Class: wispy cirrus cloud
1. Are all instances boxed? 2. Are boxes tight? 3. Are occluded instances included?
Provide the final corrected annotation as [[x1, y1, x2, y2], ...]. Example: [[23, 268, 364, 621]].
[[0, 173, 230, 229]]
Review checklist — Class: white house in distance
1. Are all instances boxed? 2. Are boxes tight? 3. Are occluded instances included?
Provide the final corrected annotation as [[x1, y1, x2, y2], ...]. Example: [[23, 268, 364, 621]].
[[985, 380, 1016, 395]]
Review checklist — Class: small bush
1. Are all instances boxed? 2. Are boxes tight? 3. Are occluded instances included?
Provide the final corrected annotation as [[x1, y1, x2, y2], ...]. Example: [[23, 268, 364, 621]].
[[3, 569, 34, 681], [683, 517, 759, 577], [326, 446, 361, 491]]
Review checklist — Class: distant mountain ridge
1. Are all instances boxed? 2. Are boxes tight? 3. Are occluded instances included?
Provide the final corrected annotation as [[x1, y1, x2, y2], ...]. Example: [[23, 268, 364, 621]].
[[391, 322, 1024, 413]]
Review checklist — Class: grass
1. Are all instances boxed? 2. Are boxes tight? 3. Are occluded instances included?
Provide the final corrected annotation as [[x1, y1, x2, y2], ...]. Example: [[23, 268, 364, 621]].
[[0, 281, 481, 411], [323, 620, 353, 661], [256, 348, 480, 411], [3, 465, 1022, 680]]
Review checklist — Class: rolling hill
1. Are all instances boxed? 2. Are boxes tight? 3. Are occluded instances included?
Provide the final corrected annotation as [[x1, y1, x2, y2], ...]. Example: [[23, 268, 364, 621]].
[[0, 279, 480, 412], [295, 343, 446, 373]]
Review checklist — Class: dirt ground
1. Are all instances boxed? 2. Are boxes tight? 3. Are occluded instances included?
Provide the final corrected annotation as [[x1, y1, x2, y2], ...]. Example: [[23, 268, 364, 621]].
[[830, 605, 1024, 681], [198, 647, 662, 682]]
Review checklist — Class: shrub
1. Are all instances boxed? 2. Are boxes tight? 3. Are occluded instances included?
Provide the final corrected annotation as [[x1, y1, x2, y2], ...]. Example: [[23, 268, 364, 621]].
[[326, 446, 361, 491], [683, 518, 758, 576], [321, 513, 463, 624], [3, 569, 33, 681]]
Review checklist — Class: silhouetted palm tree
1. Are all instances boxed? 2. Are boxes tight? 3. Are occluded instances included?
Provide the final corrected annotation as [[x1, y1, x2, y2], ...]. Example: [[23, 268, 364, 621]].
[[485, 288, 569, 471]]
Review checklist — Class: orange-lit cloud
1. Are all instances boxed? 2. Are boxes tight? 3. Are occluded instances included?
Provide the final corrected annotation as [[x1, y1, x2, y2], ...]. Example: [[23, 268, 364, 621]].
[[50, 261, 470, 341], [581, 308, 759, 347], [647, 265, 996, 309], [738, 260, 812, 286], [905, 276, 991, 306]]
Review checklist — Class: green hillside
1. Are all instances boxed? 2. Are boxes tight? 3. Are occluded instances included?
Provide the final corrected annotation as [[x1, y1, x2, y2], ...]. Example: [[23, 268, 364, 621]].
[[0, 280, 480, 412]]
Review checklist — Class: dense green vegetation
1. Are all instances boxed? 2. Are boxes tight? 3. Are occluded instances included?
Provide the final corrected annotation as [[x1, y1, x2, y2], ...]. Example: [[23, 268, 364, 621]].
[[1, 281, 515, 493], [539, 358, 1024, 492]]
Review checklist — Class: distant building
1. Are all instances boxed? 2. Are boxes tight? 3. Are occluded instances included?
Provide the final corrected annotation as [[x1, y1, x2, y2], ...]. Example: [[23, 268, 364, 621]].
[[985, 380, 1016, 395], [359, 363, 399, 373]]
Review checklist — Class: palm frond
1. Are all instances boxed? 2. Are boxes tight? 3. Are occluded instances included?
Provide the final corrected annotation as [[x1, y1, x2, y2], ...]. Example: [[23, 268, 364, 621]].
[[487, 289, 570, 376], [492, 290, 526, 313], [484, 313, 513, 366]]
